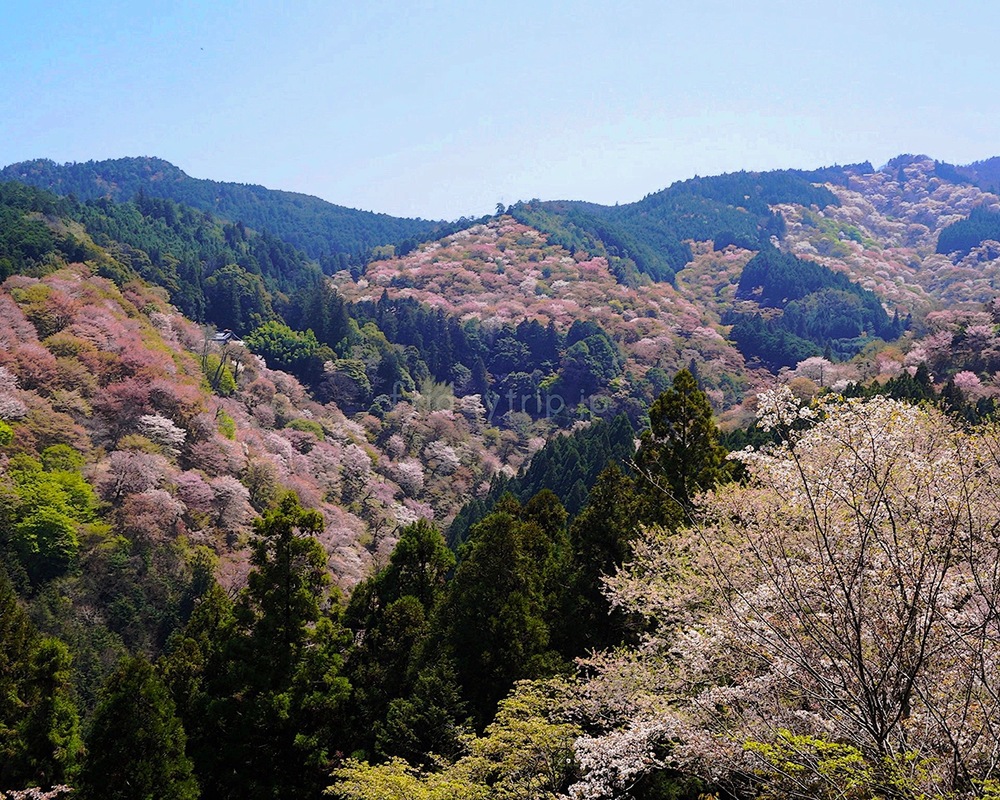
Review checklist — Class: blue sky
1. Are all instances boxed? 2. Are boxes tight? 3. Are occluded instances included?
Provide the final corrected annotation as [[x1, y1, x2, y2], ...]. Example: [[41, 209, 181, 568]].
[[3, 0, 998, 220]]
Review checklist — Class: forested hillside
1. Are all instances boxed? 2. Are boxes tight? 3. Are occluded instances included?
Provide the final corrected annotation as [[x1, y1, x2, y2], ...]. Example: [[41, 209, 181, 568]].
[[8, 151, 1000, 799], [0, 182, 734, 797], [0, 157, 444, 271], [508, 167, 846, 286]]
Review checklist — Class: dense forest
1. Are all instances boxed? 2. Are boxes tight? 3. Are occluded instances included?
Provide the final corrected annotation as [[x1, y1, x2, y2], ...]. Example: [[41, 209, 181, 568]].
[[520, 167, 844, 287], [726, 245, 903, 369], [447, 412, 637, 545], [936, 206, 1000, 256], [0, 182, 655, 429], [0, 158, 444, 272], [1, 159, 842, 288]]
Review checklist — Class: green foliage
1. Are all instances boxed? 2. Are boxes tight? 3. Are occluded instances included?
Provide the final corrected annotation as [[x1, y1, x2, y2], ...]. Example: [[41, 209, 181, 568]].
[[157, 584, 237, 776], [449, 414, 634, 546], [510, 167, 840, 288], [344, 521, 462, 762], [438, 495, 570, 727], [204, 264, 274, 334], [553, 321, 625, 403], [215, 408, 236, 440], [285, 417, 325, 439], [322, 357, 373, 413], [14, 638, 82, 789], [0, 571, 82, 790], [738, 245, 872, 309], [3, 453, 98, 583], [78, 193, 315, 322], [38, 445, 83, 473], [937, 205, 1000, 256], [75, 532, 204, 656], [245, 320, 330, 383], [200, 352, 236, 396], [729, 313, 822, 370], [1, 157, 442, 271], [332, 681, 580, 800], [162, 494, 352, 800], [332, 756, 487, 800], [0, 572, 38, 779], [555, 464, 642, 654], [841, 363, 1000, 426], [0, 183, 63, 279], [350, 294, 489, 391], [509, 201, 683, 283], [78, 655, 198, 800], [744, 730, 940, 800], [242, 493, 329, 672], [728, 245, 901, 368], [634, 369, 730, 527]]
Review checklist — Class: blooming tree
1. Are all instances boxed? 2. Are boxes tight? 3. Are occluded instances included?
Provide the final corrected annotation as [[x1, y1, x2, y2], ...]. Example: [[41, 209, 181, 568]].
[[138, 413, 187, 456], [572, 390, 1000, 800]]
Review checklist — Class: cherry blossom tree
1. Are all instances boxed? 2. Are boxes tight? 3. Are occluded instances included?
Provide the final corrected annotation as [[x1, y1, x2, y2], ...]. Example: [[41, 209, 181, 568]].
[[96, 451, 170, 503], [209, 475, 253, 541], [573, 390, 1000, 800], [137, 414, 187, 456]]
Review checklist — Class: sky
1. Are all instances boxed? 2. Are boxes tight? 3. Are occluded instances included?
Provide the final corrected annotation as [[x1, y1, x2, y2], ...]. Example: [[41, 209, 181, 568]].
[[3, 0, 999, 220]]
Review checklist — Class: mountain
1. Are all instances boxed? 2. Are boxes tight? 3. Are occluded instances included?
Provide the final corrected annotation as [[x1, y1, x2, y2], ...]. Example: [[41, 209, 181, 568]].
[[8, 151, 1000, 797], [500, 167, 851, 285], [7, 153, 1000, 417], [0, 157, 444, 271]]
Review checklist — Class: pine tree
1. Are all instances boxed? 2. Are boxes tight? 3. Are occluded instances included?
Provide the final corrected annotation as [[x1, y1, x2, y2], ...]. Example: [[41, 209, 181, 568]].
[[79, 656, 198, 800], [634, 368, 729, 526], [0, 571, 82, 791]]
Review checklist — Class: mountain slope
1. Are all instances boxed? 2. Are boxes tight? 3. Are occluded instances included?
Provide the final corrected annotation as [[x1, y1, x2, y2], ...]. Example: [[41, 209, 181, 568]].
[[337, 215, 756, 410], [0, 157, 444, 270], [0, 190, 549, 664], [772, 156, 1000, 311], [505, 167, 848, 286]]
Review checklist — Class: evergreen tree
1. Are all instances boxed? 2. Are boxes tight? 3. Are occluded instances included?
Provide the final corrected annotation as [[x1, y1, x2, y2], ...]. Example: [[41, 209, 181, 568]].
[[79, 656, 198, 800], [344, 521, 463, 762], [241, 492, 329, 676], [15, 639, 82, 789], [0, 572, 37, 785], [158, 583, 237, 788], [0, 571, 82, 791], [634, 369, 729, 526], [225, 493, 349, 798], [436, 495, 568, 728], [556, 465, 642, 654], [162, 494, 351, 800]]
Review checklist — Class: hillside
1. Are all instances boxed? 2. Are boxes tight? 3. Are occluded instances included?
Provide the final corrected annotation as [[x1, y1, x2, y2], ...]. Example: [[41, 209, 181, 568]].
[[335, 215, 755, 410], [0, 157, 444, 271], [10, 151, 1000, 798], [0, 192, 569, 670], [771, 155, 1000, 312], [9, 153, 1000, 420], [0, 184, 732, 797]]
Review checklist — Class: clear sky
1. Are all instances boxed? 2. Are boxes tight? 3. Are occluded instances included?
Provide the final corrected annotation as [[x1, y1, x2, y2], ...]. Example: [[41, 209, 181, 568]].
[[3, 0, 998, 220]]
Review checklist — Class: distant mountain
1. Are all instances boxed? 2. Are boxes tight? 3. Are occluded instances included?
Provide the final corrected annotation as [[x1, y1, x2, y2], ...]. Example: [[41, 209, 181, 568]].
[[9, 151, 1000, 402], [505, 167, 853, 285], [956, 156, 1000, 193], [0, 157, 444, 271]]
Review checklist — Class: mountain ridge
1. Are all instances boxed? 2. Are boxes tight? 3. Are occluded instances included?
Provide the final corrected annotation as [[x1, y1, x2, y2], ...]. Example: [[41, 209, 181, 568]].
[[0, 156, 445, 271]]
